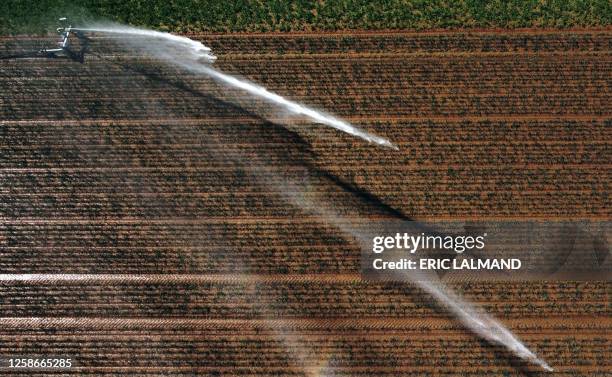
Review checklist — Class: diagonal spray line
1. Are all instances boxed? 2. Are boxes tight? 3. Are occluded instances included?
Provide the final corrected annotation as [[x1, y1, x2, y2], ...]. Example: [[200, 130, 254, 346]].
[[416, 281, 553, 371], [278, 179, 555, 373], [214, 139, 554, 374], [79, 24, 396, 150], [79, 24, 552, 372], [186, 64, 397, 149]]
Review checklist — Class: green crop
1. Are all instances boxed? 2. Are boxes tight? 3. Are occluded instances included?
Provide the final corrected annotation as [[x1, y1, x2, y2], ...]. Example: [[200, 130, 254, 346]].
[[1, 0, 610, 35]]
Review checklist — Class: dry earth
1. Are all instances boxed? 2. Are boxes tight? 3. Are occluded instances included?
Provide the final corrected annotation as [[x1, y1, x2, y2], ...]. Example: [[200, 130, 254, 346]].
[[0, 29, 610, 376]]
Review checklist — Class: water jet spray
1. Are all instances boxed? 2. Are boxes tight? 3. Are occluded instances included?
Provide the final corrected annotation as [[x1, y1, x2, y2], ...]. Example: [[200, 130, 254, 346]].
[[28, 20, 552, 372], [77, 23, 396, 149]]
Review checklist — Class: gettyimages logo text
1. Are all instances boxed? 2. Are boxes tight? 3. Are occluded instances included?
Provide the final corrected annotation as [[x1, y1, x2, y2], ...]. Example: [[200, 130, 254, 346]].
[[372, 232, 487, 254]]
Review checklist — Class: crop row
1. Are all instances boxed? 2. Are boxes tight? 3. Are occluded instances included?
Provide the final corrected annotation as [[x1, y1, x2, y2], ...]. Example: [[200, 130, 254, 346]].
[[2, 95, 608, 121], [0, 191, 608, 218], [4, 58, 609, 94], [6, 76, 609, 100], [6, 300, 603, 319], [5, 55, 609, 81], [0, 222, 346, 246], [202, 32, 612, 55], [217, 58, 612, 88], [0, 283, 608, 318], [0, 195, 607, 218], [2, 95, 608, 120], [0, 336, 608, 364], [2, 139, 609, 166], [5, 31, 610, 57], [1, 56, 609, 119], [2, 168, 607, 194], [1, 280, 608, 302], [0, 247, 357, 274], [2, 120, 608, 143]]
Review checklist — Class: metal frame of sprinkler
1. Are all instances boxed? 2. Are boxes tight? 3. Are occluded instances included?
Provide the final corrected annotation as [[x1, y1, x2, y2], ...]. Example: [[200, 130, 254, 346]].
[[0, 18, 89, 62], [38, 18, 90, 63]]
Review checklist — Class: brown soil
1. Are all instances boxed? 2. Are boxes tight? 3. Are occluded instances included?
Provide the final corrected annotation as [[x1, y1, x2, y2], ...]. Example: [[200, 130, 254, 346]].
[[0, 29, 609, 376]]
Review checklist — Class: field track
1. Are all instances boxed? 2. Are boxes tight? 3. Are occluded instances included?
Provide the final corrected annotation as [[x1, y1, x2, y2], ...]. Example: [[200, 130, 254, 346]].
[[0, 29, 610, 376]]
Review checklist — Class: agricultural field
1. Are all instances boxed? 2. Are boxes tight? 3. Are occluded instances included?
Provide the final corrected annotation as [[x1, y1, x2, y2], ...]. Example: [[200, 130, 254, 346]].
[[1, 0, 611, 34], [0, 26, 610, 377]]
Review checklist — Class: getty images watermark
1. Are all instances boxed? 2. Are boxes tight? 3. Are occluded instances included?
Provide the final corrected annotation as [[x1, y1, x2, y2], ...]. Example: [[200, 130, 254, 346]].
[[360, 220, 610, 281], [371, 231, 523, 271]]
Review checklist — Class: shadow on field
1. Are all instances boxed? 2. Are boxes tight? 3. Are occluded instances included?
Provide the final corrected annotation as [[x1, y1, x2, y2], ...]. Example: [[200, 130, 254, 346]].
[[100, 53, 416, 222], [1, 48, 543, 374]]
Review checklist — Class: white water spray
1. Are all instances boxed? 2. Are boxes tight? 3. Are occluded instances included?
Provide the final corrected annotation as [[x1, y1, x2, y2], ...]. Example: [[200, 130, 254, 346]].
[[191, 64, 396, 148], [416, 280, 553, 372], [78, 23, 551, 372], [277, 177, 553, 373], [77, 26, 217, 63], [79, 24, 396, 149]]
